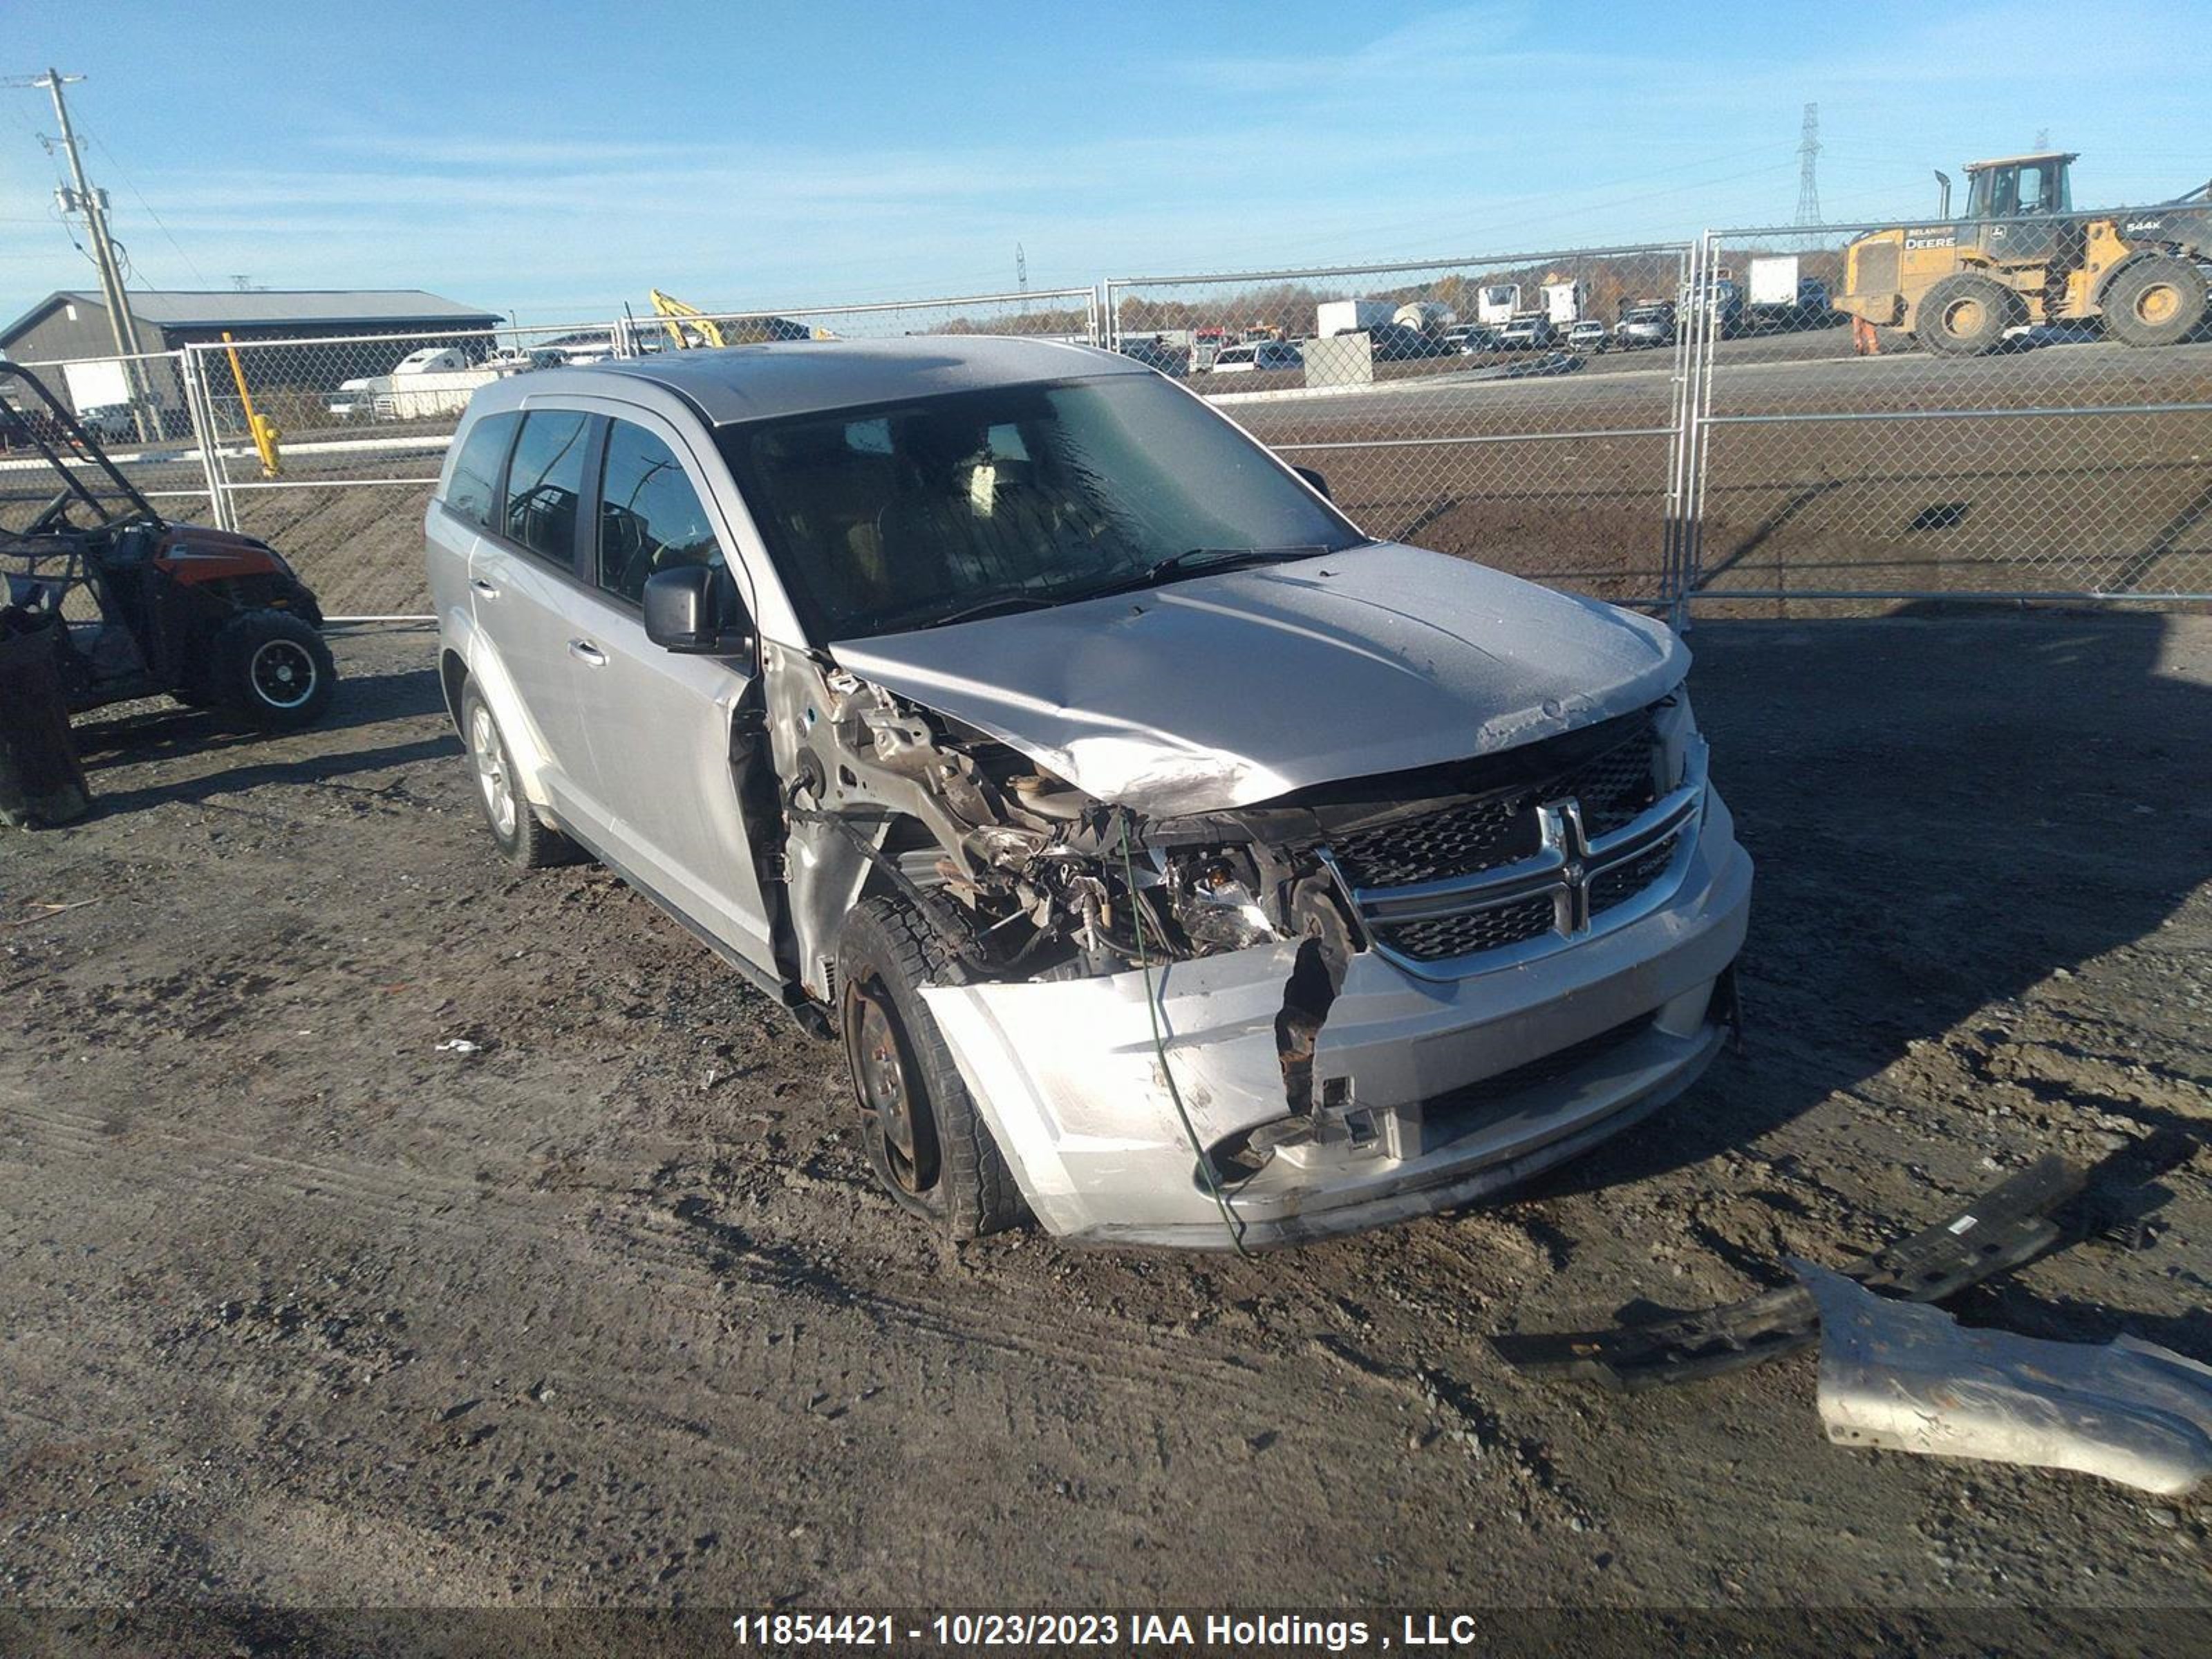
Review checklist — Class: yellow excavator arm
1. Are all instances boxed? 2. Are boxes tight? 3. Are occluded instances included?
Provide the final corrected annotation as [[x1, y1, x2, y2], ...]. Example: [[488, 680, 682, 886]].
[[647, 290, 727, 350]]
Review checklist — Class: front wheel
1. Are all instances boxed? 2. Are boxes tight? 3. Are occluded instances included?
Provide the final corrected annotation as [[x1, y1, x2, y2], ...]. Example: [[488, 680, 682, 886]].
[[212, 609, 337, 729], [2103, 256, 2209, 348], [1915, 273, 2021, 355], [837, 897, 1023, 1241]]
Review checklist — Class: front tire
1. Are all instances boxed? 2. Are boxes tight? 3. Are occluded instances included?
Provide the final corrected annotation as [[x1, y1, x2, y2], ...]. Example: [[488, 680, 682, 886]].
[[212, 609, 337, 729], [2103, 256, 2209, 348], [1915, 273, 2021, 355], [838, 897, 1023, 1241], [458, 682, 570, 869]]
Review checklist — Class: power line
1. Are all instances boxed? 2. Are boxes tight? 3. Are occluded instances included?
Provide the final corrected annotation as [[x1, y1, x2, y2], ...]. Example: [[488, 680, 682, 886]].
[[85, 124, 211, 287]]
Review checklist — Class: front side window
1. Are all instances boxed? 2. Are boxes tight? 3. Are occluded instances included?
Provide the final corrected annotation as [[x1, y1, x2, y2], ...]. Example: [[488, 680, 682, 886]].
[[596, 420, 723, 605], [503, 409, 592, 565], [445, 411, 520, 529], [721, 373, 1362, 641]]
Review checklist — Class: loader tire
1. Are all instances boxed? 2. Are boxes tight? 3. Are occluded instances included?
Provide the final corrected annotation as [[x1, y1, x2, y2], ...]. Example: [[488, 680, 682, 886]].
[[1915, 274, 2020, 355], [838, 895, 1024, 1242], [2103, 256, 2209, 348]]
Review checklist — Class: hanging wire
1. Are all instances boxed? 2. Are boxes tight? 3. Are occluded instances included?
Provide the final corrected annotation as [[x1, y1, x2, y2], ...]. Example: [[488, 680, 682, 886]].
[[1117, 818, 1253, 1257], [86, 125, 211, 287]]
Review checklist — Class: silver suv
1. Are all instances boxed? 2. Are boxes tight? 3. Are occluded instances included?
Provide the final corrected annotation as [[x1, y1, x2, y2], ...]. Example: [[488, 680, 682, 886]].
[[427, 339, 1750, 1250]]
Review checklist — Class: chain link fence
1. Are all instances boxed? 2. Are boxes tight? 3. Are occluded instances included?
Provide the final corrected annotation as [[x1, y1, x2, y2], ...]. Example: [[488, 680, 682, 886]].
[[185, 321, 605, 616], [1685, 219, 2212, 610], [1107, 245, 1694, 605], [9, 234, 2207, 625], [1, 348, 220, 543]]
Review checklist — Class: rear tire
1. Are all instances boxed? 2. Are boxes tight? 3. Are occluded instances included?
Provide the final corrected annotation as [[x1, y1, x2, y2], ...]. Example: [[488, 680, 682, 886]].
[[458, 681, 571, 870], [2103, 256, 2209, 348], [1915, 273, 2021, 355], [838, 896, 1024, 1241], [212, 609, 337, 729]]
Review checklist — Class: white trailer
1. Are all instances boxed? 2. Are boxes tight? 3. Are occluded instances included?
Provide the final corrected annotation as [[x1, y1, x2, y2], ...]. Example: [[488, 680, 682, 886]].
[[329, 346, 502, 422], [1476, 283, 1521, 326], [1391, 300, 1457, 335], [1748, 255, 1801, 310], [1315, 299, 1394, 338], [1540, 279, 1586, 326]]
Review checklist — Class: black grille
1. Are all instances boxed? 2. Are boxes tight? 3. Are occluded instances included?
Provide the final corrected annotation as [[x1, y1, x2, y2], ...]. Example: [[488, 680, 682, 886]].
[[1588, 842, 1677, 917], [1375, 895, 1556, 962], [1329, 794, 1526, 890], [1554, 731, 1660, 835], [1328, 715, 1659, 895], [1423, 1015, 1654, 1124]]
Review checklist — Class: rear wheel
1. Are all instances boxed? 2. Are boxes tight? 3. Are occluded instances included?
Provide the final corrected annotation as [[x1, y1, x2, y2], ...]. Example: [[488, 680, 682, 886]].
[[1915, 273, 2021, 355], [2103, 256, 2209, 348], [459, 681, 570, 869], [838, 896, 1023, 1241], [212, 609, 336, 729]]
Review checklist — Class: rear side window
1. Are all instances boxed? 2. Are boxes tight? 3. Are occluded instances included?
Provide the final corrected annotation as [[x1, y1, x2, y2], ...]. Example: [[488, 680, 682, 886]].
[[596, 420, 723, 605], [503, 410, 593, 566], [444, 411, 519, 528]]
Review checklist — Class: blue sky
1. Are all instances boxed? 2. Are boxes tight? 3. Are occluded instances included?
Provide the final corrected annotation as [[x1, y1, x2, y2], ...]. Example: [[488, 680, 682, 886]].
[[5, 0, 2206, 327]]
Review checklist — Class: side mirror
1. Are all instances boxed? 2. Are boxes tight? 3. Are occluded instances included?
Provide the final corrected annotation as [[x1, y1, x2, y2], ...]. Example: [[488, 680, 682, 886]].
[[644, 565, 751, 655], [1293, 465, 1333, 501]]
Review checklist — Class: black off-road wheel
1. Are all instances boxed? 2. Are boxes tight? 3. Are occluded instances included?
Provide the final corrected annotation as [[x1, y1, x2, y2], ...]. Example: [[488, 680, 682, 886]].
[[458, 680, 572, 870], [837, 896, 1023, 1241], [2103, 256, 2209, 348], [212, 608, 337, 729], [1915, 273, 2021, 355]]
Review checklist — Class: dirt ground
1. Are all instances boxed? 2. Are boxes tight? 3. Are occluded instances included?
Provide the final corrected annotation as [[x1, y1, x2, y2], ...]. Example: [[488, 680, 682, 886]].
[[2, 612, 2209, 1649]]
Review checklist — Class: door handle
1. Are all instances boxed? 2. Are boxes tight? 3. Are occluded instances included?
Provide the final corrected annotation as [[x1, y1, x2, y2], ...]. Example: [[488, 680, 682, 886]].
[[470, 577, 499, 597], [568, 639, 608, 666]]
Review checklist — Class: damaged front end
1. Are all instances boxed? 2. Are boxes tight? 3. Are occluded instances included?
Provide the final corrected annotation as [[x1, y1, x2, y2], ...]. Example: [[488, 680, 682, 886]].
[[767, 641, 1750, 1248]]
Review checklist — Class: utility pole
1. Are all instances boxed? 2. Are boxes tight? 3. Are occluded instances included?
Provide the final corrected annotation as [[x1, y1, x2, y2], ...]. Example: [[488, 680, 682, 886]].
[[1793, 102, 1821, 245], [8, 69, 157, 438]]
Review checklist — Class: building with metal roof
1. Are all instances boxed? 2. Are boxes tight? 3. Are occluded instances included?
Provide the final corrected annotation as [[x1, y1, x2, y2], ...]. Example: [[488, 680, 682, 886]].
[[0, 288, 505, 429]]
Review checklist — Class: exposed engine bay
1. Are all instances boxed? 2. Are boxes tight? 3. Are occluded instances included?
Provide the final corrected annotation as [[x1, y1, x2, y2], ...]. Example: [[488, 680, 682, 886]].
[[764, 640, 1697, 1134]]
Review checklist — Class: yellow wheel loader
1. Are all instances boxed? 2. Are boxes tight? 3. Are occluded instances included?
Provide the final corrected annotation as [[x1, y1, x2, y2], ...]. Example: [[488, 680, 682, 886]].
[[1835, 152, 2212, 355]]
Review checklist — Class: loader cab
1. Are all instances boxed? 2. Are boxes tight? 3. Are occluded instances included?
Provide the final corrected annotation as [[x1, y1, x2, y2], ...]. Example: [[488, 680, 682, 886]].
[[1961, 152, 2078, 268], [1963, 153, 2076, 219]]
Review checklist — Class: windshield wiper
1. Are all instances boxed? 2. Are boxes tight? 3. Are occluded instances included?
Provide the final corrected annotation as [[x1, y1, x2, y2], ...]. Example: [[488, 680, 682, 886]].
[[918, 590, 1060, 628], [1150, 545, 1329, 581], [1073, 545, 1333, 601]]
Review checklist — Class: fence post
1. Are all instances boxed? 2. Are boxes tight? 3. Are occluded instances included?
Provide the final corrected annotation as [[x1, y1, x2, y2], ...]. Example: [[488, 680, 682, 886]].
[[180, 344, 234, 532]]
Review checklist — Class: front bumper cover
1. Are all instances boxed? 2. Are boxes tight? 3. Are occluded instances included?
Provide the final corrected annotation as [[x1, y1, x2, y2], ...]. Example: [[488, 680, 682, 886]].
[[921, 783, 1752, 1248]]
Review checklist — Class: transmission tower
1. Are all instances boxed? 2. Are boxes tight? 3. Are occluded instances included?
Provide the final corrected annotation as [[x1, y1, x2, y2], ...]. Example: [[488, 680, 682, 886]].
[[1015, 242, 1028, 310], [1793, 102, 1821, 237]]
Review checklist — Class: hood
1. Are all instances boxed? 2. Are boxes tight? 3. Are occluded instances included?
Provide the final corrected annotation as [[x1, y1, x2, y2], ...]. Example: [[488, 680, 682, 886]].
[[830, 543, 1687, 817]]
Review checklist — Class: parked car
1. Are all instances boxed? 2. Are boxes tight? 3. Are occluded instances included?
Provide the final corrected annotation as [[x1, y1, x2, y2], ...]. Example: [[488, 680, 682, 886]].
[[1567, 319, 1611, 352], [1497, 317, 1559, 350], [1115, 335, 1189, 377], [1615, 306, 1676, 349], [1443, 325, 1501, 355], [1365, 321, 1454, 361], [428, 339, 1750, 1250], [74, 403, 137, 443], [1210, 341, 1303, 373]]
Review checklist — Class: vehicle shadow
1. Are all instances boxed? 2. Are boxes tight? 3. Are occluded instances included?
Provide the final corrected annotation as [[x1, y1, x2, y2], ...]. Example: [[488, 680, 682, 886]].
[[71, 664, 447, 771], [1519, 609, 2209, 1239], [83, 734, 461, 818]]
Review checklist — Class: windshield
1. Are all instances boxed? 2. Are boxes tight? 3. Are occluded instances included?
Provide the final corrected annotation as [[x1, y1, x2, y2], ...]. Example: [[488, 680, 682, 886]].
[[719, 373, 1364, 640]]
